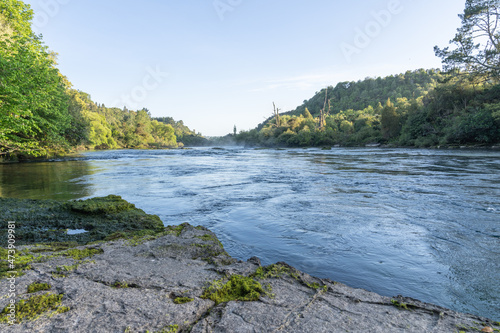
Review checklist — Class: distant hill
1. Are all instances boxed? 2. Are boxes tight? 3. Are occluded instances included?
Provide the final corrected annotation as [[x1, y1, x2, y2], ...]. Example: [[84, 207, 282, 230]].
[[240, 69, 500, 148], [258, 69, 444, 130]]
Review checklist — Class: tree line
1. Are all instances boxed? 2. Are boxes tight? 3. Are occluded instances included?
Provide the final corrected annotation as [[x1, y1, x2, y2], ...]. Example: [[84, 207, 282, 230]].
[[2, 0, 499, 157], [235, 0, 500, 148], [0, 0, 202, 160], [235, 70, 500, 148]]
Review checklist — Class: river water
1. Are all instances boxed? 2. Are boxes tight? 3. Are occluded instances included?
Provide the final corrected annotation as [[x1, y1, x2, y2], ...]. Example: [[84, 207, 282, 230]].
[[1, 147, 499, 320]]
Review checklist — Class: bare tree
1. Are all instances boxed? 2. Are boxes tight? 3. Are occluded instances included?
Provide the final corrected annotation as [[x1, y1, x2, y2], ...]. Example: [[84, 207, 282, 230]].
[[273, 102, 281, 127], [318, 87, 331, 130]]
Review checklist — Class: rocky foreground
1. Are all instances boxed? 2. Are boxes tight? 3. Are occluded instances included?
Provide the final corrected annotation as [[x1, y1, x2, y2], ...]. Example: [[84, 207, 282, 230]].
[[1, 222, 498, 333]]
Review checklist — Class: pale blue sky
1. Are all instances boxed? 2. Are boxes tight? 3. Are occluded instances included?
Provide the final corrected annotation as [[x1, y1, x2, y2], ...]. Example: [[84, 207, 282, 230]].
[[25, 0, 465, 136]]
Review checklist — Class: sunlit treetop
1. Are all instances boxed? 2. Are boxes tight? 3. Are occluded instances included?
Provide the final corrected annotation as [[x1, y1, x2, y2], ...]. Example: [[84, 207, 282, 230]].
[[0, 0, 35, 38]]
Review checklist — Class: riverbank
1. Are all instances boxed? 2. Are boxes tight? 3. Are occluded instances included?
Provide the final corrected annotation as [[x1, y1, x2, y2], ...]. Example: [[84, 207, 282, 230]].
[[1, 196, 498, 332]]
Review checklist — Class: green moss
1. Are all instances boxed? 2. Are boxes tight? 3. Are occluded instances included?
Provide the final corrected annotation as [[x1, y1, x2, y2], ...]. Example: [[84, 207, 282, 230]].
[[0, 293, 69, 323], [307, 282, 322, 289], [27, 282, 51, 293], [166, 224, 186, 237], [252, 263, 326, 292], [195, 234, 224, 248], [61, 247, 103, 260], [0, 248, 42, 278], [0, 195, 164, 247], [456, 323, 499, 332], [391, 299, 407, 309], [173, 297, 194, 304], [29, 242, 79, 253], [201, 275, 264, 305], [193, 243, 226, 257], [391, 299, 417, 310], [0, 243, 102, 280], [55, 259, 94, 274], [51, 272, 67, 278], [252, 264, 292, 279], [55, 263, 78, 273], [174, 297, 194, 304], [69, 195, 135, 215], [146, 324, 179, 333], [196, 234, 213, 241], [112, 281, 129, 289], [157, 325, 179, 333]]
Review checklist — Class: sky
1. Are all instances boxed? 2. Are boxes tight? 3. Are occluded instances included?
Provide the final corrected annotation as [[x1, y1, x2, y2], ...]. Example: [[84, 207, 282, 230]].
[[24, 0, 465, 136]]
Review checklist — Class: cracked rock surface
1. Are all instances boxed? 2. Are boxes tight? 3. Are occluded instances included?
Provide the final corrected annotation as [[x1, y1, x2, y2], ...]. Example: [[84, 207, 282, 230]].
[[1, 223, 498, 333]]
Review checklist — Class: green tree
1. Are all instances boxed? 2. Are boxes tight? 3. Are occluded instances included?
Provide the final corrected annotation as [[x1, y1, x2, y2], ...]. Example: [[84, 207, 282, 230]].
[[303, 107, 313, 119], [381, 99, 401, 139], [82, 111, 117, 149], [0, 0, 70, 157], [434, 0, 500, 80], [151, 120, 176, 147]]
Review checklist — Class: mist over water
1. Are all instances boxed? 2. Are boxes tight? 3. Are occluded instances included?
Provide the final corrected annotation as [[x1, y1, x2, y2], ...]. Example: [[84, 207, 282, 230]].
[[1, 147, 499, 320]]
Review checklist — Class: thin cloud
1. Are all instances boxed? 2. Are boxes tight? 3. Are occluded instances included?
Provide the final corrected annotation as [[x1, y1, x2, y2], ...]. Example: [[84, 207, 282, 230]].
[[248, 73, 333, 92]]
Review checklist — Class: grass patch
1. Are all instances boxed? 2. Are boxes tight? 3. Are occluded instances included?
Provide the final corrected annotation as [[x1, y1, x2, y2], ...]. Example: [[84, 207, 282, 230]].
[[27, 282, 51, 293], [201, 275, 264, 305], [0, 293, 69, 323]]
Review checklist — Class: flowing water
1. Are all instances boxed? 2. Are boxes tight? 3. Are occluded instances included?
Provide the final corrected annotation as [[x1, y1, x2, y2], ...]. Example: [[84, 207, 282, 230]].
[[1, 147, 499, 320]]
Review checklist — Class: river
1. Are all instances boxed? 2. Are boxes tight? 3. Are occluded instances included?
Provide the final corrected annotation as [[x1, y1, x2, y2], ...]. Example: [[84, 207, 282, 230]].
[[0, 147, 499, 320]]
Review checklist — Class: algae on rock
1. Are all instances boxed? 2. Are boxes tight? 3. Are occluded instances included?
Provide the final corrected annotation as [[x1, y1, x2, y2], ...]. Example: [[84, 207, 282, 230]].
[[201, 275, 264, 305], [0, 195, 164, 246], [0, 293, 69, 323]]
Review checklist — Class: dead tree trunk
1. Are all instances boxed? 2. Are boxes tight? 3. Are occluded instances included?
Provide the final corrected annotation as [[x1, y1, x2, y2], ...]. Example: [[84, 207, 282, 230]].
[[273, 102, 281, 127], [318, 87, 329, 130]]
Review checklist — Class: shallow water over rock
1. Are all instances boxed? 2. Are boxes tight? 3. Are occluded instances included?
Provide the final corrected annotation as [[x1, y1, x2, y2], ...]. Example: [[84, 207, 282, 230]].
[[1, 147, 499, 319]]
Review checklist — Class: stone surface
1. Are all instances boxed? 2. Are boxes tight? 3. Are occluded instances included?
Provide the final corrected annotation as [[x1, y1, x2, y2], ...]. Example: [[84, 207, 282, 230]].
[[1, 223, 498, 333]]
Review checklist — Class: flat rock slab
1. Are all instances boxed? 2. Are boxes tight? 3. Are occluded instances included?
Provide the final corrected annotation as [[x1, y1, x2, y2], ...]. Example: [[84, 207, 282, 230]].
[[1, 224, 498, 333]]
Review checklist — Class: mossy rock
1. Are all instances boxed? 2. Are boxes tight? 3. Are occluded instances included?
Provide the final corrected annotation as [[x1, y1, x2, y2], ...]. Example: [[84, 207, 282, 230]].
[[27, 282, 51, 294], [0, 293, 69, 323], [201, 275, 264, 305], [0, 195, 164, 246], [173, 297, 194, 304], [69, 195, 135, 215]]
